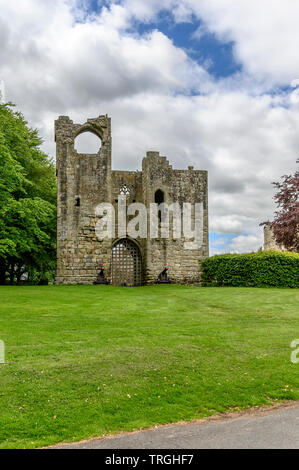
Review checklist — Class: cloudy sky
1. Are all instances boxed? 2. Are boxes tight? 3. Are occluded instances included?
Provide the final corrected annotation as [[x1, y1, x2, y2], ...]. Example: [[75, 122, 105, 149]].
[[1, 0, 298, 254]]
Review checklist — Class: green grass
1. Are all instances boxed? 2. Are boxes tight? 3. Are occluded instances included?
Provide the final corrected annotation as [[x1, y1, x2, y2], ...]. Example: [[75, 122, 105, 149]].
[[0, 285, 298, 449]]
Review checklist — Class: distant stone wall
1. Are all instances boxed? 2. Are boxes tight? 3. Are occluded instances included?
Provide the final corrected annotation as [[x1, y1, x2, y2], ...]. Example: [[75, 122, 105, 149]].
[[55, 115, 209, 285], [263, 225, 285, 251]]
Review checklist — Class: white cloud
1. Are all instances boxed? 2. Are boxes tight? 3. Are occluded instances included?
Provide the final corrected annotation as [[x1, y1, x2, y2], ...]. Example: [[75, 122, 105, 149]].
[[229, 234, 263, 253], [0, 0, 298, 254], [210, 233, 263, 256], [185, 0, 299, 86], [0, 1, 210, 109], [121, 0, 299, 86]]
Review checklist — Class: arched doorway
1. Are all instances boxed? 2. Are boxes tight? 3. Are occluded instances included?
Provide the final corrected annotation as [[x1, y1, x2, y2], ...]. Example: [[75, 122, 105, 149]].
[[111, 239, 143, 286]]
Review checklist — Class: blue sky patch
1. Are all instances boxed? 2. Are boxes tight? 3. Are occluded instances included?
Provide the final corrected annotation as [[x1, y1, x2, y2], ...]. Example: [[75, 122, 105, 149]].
[[144, 13, 242, 79], [86, 3, 242, 80], [210, 232, 238, 254]]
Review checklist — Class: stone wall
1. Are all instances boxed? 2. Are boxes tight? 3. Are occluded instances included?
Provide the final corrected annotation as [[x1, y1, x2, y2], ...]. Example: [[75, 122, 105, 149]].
[[263, 225, 286, 251], [142, 152, 209, 284], [55, 115, 112, 284], [55, 115, 209, 285]]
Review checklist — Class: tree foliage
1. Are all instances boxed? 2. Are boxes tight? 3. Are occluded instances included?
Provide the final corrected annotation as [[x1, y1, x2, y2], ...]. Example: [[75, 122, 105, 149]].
[[262, 161, 299, 252], [0, 103, 56, 284]]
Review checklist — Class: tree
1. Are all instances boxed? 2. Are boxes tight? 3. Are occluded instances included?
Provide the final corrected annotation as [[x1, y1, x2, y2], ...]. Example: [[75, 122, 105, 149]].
[[261, 161, 299, 252], [0, 103, 56, 284]]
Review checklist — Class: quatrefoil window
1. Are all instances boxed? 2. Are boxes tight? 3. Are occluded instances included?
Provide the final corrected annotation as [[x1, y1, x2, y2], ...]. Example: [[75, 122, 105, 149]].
[[120, 185, 131, 196]]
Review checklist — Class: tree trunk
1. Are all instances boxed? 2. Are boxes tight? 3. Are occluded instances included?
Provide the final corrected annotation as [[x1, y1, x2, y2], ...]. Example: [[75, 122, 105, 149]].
[[9, 264, 15, 285]]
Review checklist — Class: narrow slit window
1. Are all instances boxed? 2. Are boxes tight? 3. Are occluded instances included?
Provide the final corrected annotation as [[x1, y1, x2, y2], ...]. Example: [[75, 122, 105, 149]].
[[155, 189, 164, 204], [155, 190, 164, 222]]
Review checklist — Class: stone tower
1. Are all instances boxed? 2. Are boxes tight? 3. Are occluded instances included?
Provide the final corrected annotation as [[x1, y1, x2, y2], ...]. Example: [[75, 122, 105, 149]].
[[55, 115, 209, 285]]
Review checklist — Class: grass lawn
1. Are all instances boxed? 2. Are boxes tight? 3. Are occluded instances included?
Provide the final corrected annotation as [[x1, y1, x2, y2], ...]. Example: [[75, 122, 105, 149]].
[[0, 285, 298, 449]]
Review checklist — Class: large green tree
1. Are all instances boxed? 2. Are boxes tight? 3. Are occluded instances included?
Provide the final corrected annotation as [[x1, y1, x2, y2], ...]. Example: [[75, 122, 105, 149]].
[[0, 103, 56, 284]]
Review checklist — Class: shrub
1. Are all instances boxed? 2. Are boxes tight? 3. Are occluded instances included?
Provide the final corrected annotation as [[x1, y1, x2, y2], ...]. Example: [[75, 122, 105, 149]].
[[201, 251, 299, 288]]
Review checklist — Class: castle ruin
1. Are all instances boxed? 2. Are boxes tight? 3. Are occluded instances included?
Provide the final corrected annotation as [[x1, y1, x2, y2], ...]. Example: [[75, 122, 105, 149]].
[[55, 115, 209, 286], [263, 225, 286, 251]]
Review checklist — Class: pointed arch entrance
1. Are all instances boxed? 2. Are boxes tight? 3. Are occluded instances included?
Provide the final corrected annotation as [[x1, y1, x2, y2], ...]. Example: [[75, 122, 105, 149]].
[[111, 239, 143, 286]]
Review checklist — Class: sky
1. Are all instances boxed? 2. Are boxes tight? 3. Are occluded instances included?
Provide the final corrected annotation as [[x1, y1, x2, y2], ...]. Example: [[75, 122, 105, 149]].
[[0, 0, 299, 255]]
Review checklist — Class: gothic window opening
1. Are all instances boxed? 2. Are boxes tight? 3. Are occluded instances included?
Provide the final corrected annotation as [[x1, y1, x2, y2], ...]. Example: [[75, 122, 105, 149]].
[[155, 189, 165, 222], [111, 239, 142, 286], [75, 196, 81, 207], [155, 189, 164, 204], [120, 184, 131, 196]]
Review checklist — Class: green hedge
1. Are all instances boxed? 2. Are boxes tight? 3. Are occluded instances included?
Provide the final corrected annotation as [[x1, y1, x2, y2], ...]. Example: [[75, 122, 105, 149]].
[[201, 251, 299, 288]]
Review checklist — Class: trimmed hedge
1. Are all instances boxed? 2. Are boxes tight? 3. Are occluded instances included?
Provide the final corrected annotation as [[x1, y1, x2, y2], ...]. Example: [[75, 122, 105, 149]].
[[201, 251, 299, 288]]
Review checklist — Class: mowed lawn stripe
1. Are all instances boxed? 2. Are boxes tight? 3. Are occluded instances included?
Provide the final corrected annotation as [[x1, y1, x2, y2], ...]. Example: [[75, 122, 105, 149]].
[[0, 285, 298, 448]]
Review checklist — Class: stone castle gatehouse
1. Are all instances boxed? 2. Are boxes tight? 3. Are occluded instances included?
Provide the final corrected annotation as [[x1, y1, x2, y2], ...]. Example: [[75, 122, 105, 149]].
[[55, 115, 209, 286]]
